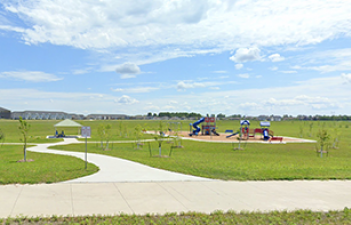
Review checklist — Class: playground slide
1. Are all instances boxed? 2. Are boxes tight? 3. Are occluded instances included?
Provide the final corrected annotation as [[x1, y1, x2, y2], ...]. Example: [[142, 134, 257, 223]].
[[226, 131, 239, 138], [262, 129, 270, 141], [211, 129, 220, 136], [192, 117, 205, 135]]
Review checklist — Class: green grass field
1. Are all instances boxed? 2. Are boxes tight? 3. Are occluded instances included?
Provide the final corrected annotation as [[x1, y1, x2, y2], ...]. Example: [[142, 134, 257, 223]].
[[2, 209, 351, 224], [0, 145, 98, 184], [44, 119, 351, 181], [2, 119, 351, 181], [1, 119, 351, 182], [51, 139, 351, 180], [1, 119, 351, 221]]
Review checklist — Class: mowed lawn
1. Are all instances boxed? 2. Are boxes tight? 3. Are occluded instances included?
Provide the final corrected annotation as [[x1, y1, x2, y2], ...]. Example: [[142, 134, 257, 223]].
[[0, 145, 98, 184], [50, 120, 351, 180], [0, 120, 63, 143], [2, 119, 351, 181], [54, 122, 351, 180]]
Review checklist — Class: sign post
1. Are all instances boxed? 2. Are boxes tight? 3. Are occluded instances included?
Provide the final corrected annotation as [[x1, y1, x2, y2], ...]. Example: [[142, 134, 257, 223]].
[[81, 126, 91, 169]]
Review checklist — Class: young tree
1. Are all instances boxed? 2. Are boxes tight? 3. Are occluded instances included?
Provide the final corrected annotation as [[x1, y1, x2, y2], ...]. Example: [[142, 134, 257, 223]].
[[118, 121, 123, 137], [97, 123, 112, 150], [154, 121, 166, 157], [18, 117, 31, 161], [299, 125, 304, 138], [309, 122, 313, 137], [134, 125, 144, 149], [332, 127, 341, 149], [316, 129, 330, 158], [0, 128, 4, 147]]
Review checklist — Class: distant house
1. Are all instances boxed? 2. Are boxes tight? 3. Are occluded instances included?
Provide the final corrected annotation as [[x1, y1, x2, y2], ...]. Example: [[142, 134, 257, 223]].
[[11, 111, 71, 120], [86, 114, 128, 120], [270, 115, 282, 121], [258, 115, 269, 121], [0, 107, 11, 119], [134, 115, 145, 120]]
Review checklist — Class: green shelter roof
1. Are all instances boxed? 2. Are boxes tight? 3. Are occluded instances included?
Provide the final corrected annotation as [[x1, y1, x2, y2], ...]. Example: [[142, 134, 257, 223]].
[[54, 119, 82, 128]]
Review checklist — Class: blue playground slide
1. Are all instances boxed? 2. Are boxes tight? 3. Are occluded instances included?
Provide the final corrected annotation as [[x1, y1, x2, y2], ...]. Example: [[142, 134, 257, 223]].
[[262, 128, 270, 141], [191, 117, 205, 135], [226, 132, 239, 138]]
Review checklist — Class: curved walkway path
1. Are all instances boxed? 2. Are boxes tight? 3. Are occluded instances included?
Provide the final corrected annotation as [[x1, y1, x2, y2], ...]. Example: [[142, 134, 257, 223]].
[[1, 139, 351, 218], [27, 138, 210, 183]]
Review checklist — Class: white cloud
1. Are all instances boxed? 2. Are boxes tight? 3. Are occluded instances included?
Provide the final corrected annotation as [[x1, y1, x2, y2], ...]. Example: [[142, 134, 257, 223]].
[[295, 48, 351, 73], [268, 53, 285, 62], [235, 64, 243, 70], [0, 25, 25, 33], [280, 71, 297, 74], [239, 102, 260, 109], [168, 100, 178, 105], [177, 81, 205, 90], [1, 74, 350, 116], [114, 95, 138, 104], [0, 71, 62, 82], [269, 66, 278, 71], [261, 95, 339, 111], [341, 73, 351, 83], [115, 63, 141, 79], [176, 80, 235, 90], [72, 68, 92, 75], [111, 87, 159, 93], [5, 1, 351, 64], [230, 47, 262, 63], [237, 73, 250, 79]]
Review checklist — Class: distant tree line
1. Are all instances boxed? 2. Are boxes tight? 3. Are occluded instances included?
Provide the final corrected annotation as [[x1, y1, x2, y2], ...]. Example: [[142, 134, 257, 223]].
[[309, 115, 351, 121], [146, 112, 351, 121], [147, 112, 203, 118]]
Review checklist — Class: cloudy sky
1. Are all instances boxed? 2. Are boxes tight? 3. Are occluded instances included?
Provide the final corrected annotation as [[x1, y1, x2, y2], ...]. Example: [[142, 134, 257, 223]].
[[1, 0, 351, 116]]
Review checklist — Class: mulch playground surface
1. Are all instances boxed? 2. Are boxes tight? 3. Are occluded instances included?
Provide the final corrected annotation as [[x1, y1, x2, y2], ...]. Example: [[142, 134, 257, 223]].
[[160, 131, 316, 144]]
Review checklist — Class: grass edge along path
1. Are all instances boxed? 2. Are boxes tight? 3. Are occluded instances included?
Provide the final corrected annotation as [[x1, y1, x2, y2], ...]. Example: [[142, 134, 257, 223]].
[[0, 145, 99, 184], [1, 208, 351, 224], [49, 140, 351, 181]]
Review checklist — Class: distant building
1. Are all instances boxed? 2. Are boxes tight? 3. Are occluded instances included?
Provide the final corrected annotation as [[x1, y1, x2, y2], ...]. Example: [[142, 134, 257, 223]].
[[270, 115, 282, 121], [258, 115, 269, 121], [86, 114, 128, 120], [11, 111, 72, 120], [0, 107, 11, 119]]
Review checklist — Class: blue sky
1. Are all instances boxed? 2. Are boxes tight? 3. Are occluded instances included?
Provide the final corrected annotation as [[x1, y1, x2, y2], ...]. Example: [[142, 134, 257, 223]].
[[1, 0, 351, 116]]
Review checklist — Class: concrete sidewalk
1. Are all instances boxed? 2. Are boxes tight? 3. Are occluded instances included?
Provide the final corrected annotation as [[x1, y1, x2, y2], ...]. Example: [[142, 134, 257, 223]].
[[27, 139, 210, 183], [1, 180, 351, 218]]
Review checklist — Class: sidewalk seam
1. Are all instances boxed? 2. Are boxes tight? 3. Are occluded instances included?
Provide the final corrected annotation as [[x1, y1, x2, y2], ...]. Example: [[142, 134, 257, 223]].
[[113, 183, 135, 214], [9, 185, 23, 217], [158, 183, 190, 211], [70, 184, 75, 216]]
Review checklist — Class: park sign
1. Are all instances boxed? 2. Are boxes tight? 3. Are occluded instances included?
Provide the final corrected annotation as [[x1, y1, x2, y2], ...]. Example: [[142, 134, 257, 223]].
[[81, 126, 91, 169], [81, 126, 91, 138]]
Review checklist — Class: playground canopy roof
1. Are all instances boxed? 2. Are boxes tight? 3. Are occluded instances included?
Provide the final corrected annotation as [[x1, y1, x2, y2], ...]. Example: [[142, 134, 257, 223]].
[[54, 119, 82, 128]]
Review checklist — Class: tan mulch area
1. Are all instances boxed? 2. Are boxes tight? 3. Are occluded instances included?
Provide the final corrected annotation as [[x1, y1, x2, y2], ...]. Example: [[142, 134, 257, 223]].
[[157, 131, 315, 143]]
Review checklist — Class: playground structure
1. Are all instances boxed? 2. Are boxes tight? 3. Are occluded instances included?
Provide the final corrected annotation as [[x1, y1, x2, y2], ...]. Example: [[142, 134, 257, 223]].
[[226, 120, 283, 142], [189, 117, 219, 136]]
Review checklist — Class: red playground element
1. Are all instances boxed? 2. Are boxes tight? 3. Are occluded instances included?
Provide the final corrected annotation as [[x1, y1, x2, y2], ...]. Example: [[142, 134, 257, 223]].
[[241, 128, 265, 138], [201, 117, 219, 136], [270, 137, 283, 142]]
